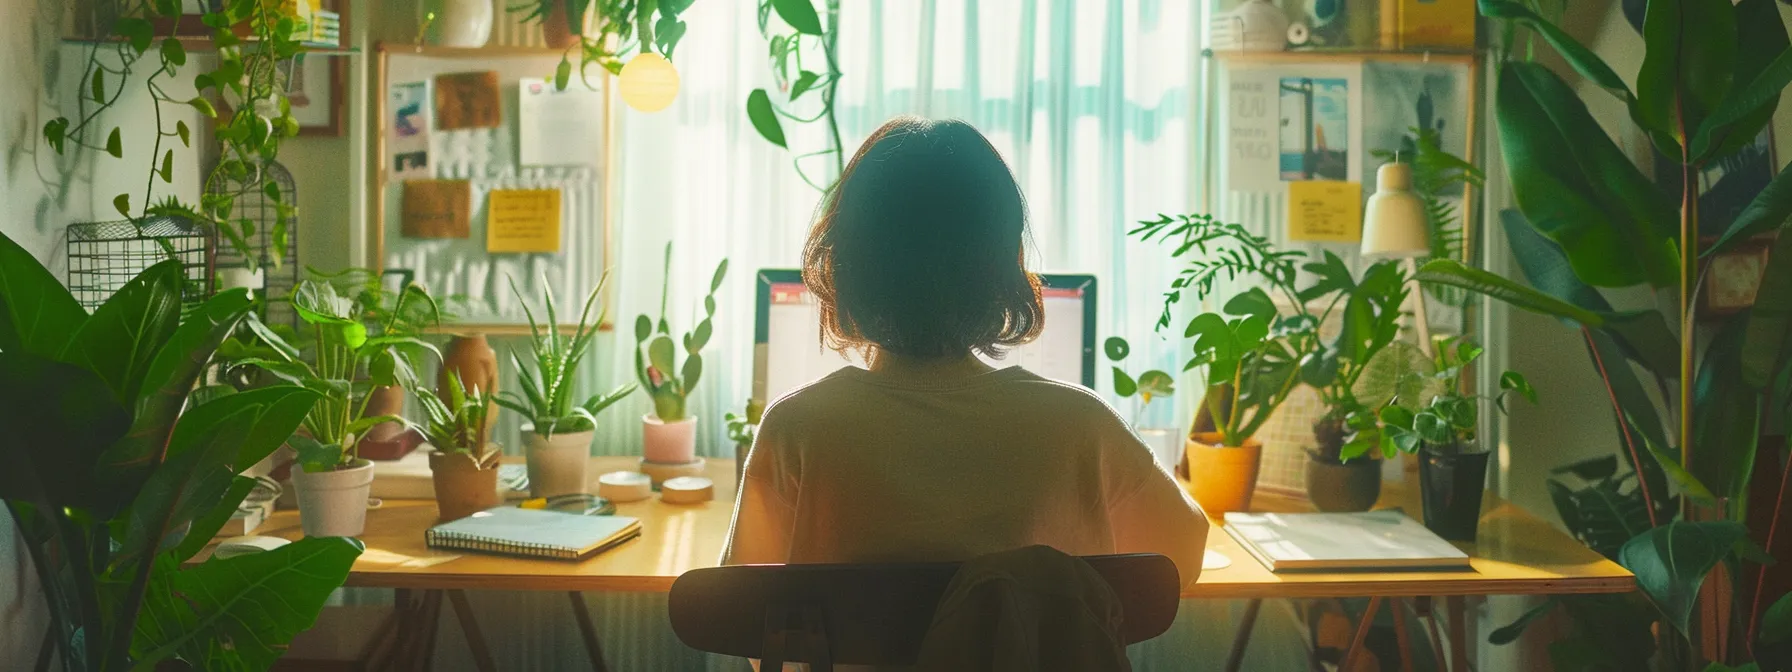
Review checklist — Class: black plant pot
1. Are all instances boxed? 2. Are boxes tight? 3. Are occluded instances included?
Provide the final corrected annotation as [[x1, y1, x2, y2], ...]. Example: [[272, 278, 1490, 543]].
[[1418, 445, 1489, 542]]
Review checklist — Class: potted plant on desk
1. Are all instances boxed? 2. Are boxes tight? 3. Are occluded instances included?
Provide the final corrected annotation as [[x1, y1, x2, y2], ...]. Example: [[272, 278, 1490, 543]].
[[633, 242, 728, 478], [497, 275, 636, 498], [414, 371, 500, 522], [725, 398, 765, 486], [1366, 337, 1535, 541], [237, 280, 441, 537], [1133, 214, 1324, 517], [1299, 254, 1411, 512]]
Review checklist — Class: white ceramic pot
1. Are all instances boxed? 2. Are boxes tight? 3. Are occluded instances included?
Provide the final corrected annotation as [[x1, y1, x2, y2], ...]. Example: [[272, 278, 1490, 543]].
[[435, 0, 493, 48], [527, 429, 594, 498], [642, 414, 698, 465], [291, 458, 376, 538]]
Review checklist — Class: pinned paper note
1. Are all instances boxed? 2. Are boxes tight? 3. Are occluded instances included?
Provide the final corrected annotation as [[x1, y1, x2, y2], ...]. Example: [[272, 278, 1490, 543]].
[[401, 180, 470, 239], [435, 71, 502, 130], [1287, 180, 1363, 242], [486, 189, 562, 253]]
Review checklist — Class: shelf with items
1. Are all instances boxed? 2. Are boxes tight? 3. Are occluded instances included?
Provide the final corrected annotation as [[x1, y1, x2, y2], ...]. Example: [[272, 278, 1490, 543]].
[[1208, 0, 1477, 55], [61, 35, 361, 55], [63, 0, 354, 54], [1204, 48, 1482, 65]]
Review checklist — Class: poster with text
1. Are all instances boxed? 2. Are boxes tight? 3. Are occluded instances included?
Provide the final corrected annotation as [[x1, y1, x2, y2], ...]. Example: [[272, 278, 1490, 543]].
[[1279, 76, 1350, 181], [388, 81, 431, 181]]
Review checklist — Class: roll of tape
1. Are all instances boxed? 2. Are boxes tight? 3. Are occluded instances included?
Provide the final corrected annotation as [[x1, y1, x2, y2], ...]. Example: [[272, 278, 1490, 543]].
[[660, 476, 715, 504], [597, 471, 653, 503], [1286, 22, 1311, 46]]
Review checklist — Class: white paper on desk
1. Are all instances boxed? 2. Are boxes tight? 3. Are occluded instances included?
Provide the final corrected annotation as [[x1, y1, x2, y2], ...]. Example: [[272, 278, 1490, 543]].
[[388, 81, 432, 181], [518, 78, 605, 167]]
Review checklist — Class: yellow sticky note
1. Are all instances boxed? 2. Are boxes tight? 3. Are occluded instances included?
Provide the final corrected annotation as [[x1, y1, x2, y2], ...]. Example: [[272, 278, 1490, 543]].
[[1287, 180, 1363, 242], [486, 189, 562, 253]]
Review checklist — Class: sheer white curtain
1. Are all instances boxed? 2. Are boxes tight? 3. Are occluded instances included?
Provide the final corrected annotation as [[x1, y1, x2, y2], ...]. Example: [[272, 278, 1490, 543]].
[[546, 0, 1206, 460]]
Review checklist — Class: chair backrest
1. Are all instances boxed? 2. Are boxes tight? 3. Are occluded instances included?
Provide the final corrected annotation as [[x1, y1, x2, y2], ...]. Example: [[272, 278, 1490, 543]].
[[667, 553, 1179, 669]]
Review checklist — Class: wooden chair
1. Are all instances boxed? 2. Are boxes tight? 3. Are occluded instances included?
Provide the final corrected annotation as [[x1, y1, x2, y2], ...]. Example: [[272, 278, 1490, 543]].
[[668, 553, 1180, 670]]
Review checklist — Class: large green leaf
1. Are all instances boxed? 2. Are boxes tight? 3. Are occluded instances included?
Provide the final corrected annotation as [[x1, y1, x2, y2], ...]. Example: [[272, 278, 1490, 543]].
[[95, 289, 254, 505], [1689, 0, 1791, 162], [746, 89, 787, 149], [1706, 163, 1792, 258], [171, 475, 256, 562], [770, 0, 823, 35], [1619, 520, 1752, 636], [59, 260, 183, 405], [1495, 63, 1680, 287], [1415, 259, 1607, 326], [1691, 318, 1761, 505], [1742, 230, 1792, 388], [0, 352, 131, 508], [1634, 0, 1736, 152], [0, 230, 86, 358], [1478, 0, 1679, 154], [133, 537, 363, 669], [117, 387, 321, 570], [1351, 341, 1439, 411]]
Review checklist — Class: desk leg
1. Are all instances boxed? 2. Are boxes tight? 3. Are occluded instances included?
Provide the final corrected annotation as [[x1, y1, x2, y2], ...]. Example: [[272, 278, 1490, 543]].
[[446, 590, 499, 672], [1446, 596, 1470, 672], [1392, 598, 1414, 672], [1224, 599, 1263, 672], [569, 591, 611, 672], [1419, 598, 1448, 672], [418, 590, 445, 672], [1337, 596, 1384, 672]]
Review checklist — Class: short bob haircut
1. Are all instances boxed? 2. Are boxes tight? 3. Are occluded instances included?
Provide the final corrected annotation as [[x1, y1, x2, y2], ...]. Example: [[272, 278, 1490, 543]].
[[803, 117, 1044, 359]]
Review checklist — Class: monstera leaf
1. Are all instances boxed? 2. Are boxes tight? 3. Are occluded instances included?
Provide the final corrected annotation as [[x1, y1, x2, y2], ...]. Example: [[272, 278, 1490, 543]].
[[133, 537, 364, 669]]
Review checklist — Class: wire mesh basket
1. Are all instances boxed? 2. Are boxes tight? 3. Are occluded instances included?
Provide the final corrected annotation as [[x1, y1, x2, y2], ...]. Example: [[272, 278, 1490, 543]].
[[209, 160, 300, 327], [65, 217, 215, 311]]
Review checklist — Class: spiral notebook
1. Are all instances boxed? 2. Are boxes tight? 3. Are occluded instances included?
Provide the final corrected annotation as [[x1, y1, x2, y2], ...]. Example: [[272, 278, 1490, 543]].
[[425, 507, 641, 561]]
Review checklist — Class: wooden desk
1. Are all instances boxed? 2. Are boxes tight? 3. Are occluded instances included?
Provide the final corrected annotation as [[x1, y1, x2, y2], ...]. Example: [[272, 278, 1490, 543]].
[[254, 458, 1630, 671]]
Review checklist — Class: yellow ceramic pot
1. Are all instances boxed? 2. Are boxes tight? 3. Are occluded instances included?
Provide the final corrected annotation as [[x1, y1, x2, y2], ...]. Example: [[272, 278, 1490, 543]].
[[1185, 432, 1263, 519]]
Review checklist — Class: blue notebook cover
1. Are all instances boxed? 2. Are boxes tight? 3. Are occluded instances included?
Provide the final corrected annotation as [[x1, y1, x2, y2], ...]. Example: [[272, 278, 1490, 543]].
[[426, 507, 641, 561]]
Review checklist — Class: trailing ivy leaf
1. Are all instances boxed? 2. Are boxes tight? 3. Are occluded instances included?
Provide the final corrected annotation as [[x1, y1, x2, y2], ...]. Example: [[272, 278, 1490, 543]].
[[555, 56, 572, 91], [747, 89, 787, 148], [771, 0, 824, 35], [92, 68, 106, 102], [1619, 520, 1752, 636], [159, 150, 174, 183], [106, 127, 123, 158], [188, 97, 217, 118], [160, 36, 188, 68], [117, 17, 154, 53], [1104, 336, 1130, 361], [42, 117, 68, 153], [114, 193, 132, 217], [1112, 367, 1137, 397], [790, 70, 822, 100]]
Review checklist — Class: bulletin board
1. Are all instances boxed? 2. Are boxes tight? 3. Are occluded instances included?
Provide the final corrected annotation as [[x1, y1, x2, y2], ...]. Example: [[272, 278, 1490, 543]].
[[374, 44, 614, 332]]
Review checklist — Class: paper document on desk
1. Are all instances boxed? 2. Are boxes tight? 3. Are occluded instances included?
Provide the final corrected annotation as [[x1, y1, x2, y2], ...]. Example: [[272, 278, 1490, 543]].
[[1223, 510, 1469, 572]]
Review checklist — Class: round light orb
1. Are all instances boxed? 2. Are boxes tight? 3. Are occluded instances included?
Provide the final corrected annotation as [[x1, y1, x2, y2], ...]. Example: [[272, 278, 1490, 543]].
[[619, 53, 681, 113]]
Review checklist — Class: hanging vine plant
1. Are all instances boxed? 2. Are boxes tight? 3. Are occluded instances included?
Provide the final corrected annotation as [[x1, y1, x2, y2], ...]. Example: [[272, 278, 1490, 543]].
[[747, 0, 843, 192], [508, 0, 694, 90], [44, 0, 311, 273]]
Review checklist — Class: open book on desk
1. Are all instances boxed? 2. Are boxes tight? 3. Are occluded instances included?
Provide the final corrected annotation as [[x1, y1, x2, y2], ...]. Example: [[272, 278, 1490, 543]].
[[1223, 510, 1470, 572]]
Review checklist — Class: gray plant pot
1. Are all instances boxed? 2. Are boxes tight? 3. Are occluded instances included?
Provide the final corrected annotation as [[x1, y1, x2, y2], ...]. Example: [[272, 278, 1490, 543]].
[[1305, 455, 1382, 513]]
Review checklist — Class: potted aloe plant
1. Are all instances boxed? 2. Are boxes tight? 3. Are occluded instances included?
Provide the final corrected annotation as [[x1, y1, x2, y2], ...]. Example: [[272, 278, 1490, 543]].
[[1299, 254, 1410, 512], [237, 280, 441, 537], [634, 242, 728, 467], [1362, 337, 1535, 540], [1133, 213, 1325, 517], [497, 275, 636, 498], [413, 371, 500, 521], [1103, 335, 1179, 466]]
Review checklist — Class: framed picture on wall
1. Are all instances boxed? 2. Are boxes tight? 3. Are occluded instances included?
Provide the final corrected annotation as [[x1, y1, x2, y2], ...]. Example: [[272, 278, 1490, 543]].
[[288, 53, 345, 137], [1702, 234, 1777, 317]]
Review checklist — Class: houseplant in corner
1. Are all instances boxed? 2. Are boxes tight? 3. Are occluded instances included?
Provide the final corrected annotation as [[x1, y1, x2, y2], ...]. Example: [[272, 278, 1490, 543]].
[[634, 242, 728, 472], [236, 280, 441, 537], [1364, 337, 1534, 540], [411, 371, 500, 521], [725, 398, 765, 486], [0, 231, 360, 671], [1132, 213, 1325, 516], [497, 275, 636, 498]]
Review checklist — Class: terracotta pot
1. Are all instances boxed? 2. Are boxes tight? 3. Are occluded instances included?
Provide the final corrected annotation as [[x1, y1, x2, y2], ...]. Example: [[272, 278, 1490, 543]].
[[541, 2, 580, 50], [430, 449, 501, 522], [292, 458, 376, 537], [1184, 432, 1263, 519], [527, 430, 593, 498], [1305, 455, 1382, 513], [642, 414, 698, 465], [440, 334, 499, 446]]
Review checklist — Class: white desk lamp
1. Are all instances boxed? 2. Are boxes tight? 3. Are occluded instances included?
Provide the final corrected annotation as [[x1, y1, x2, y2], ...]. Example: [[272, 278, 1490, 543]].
[[1360, 160, 1435, 355]]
